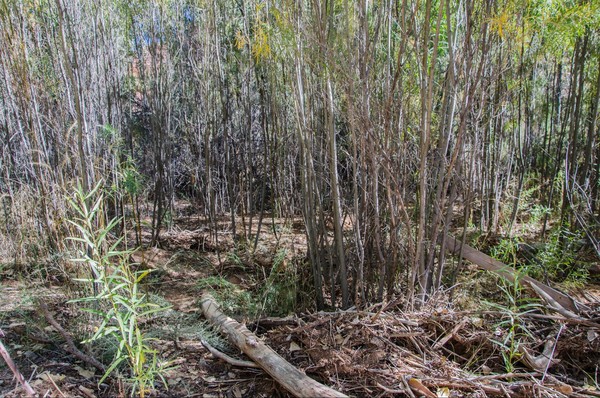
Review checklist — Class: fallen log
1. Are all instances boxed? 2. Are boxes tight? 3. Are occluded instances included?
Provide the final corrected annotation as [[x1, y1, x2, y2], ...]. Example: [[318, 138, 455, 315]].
[[200, 292, 348, 398], [444, 235, 590, 317]]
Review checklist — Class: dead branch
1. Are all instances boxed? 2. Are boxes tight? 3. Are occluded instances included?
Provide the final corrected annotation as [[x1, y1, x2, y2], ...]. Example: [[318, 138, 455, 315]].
[[444, 235, 590, 317], [38, 301, 106, 372], [248, 316, 303, 331], [200, 292, 348, 398], [376, 382, 406, 394], [0, 329, 36, 397], [46, 372, 67, 397], [200, 339, 260, 368], [433, 317, 468, 349], [468, 372, 540, 381], [400, 377, 417, 398], [424, 377, 516, 397]]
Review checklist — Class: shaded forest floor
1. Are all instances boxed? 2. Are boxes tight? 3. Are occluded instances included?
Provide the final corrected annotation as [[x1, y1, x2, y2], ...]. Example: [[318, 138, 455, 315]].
[[1, 203, 600, 397]]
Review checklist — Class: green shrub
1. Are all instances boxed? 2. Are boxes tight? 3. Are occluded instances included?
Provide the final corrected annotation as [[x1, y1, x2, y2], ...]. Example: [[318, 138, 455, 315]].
[[535, 228, 588, 287], [484, 270, 540, 373], [259, 248, 297, 316], [491, 237, 520, 267], [198, 248, 299, 318], [197, 276, 257, 316], [67, 181, 170, 397]]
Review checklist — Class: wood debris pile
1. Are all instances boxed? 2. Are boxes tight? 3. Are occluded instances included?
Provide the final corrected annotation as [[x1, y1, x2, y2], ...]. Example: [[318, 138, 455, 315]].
[[248, 302, 600, 397]]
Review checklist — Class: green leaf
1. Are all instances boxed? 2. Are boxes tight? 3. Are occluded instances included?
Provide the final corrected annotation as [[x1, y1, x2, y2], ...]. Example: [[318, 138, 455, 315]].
[[78, 308, 106, 317], [136, 270, 151, 283], [128, 318, 136, 347], [139, 305, 169, 317], [99, 356, 126, 384], [89, 193, 104, 218]]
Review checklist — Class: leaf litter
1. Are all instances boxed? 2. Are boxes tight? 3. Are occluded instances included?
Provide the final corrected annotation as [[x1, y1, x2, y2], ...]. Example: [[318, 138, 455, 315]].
[[1, 214, 599, 397]]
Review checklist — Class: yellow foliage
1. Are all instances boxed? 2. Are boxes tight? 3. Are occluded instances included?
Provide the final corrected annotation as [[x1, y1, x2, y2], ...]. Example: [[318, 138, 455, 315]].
[[235, 30, 247, 50], [252, 25, 271, 62], [490, 11, 509, 39]]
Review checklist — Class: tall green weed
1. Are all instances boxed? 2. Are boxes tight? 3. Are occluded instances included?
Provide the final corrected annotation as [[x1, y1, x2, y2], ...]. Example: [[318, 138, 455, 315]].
[[67, 181, 170, 397]]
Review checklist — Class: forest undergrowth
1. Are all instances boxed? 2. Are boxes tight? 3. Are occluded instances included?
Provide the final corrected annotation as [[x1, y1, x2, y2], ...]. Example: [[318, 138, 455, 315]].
[[1, 199, 600, 398], [1, 0, 600, 396]]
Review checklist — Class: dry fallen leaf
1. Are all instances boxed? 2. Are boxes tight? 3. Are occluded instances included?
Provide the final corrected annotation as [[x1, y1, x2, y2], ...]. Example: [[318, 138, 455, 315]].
[[75, 365, 95, 379], [555, 384, 573, 395], [436, 386, 450, 397], [408, 377, 437, 398], [289, 341, 302, 352], [78, 385, 97, 398], [232, 385, 243, 398], [39, 372, 66, 383], [7, 322, 26, 334]]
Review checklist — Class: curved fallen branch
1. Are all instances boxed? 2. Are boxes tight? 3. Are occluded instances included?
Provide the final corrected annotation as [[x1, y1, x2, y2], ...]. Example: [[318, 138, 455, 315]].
[[200, 339, 259, 368], [39, 301, 106, 372], [200, 292, 348, 398]]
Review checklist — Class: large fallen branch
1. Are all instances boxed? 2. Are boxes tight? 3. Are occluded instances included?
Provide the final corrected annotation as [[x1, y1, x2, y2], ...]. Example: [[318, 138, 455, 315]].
[[444, 235, 590, 318], [200, 292, 348, 398]]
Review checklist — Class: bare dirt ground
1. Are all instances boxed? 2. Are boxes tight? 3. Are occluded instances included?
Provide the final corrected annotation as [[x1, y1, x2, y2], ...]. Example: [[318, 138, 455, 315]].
[[1, 206, 600, 397]]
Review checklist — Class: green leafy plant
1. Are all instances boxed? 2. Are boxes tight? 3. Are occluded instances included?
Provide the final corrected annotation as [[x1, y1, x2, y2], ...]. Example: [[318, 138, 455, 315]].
[[259, 248, 297, 316], [197, 249, 299, 318], [485, 270, 540, 373], [529, 204, 552, 225], [67, 181, 170, 397], [535, 228, 588, 287], [491, 237, 521, 267], [226, 249, 244, 268], [197, 276, 257, 316]]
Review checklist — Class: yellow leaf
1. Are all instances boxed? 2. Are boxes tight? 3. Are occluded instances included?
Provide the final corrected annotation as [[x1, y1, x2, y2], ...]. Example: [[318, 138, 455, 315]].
[[408, 378, 437, 398], [251, 25, 271, 62], [491, 12, 509, 38], [235, 30, 247, 50], [556, 385, 573, 395]]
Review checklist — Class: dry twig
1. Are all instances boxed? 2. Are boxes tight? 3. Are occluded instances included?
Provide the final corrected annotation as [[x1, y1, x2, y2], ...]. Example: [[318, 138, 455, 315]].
[[46, 372, 67, 397], [0, 329, 36, 397], [200, 339, 260, 368], [38, 300, 106, 372]]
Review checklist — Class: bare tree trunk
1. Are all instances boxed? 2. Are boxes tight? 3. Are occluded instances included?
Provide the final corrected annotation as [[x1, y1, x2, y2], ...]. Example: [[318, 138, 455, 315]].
[[326, 77, 349, 308], [55, 0, 90, 193]]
